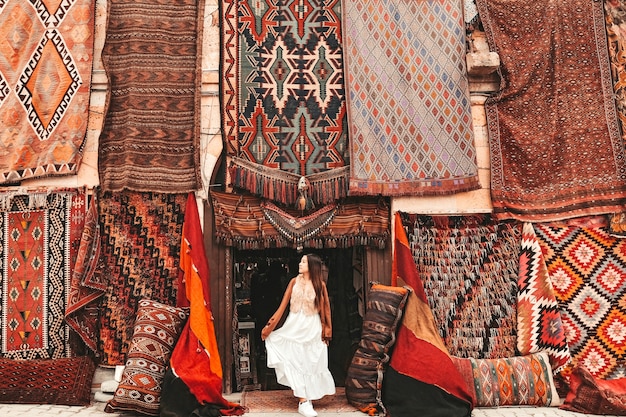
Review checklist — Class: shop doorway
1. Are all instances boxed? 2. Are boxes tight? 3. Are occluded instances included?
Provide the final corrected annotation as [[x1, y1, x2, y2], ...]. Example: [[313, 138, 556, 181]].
[[232, 247, 364, 391]]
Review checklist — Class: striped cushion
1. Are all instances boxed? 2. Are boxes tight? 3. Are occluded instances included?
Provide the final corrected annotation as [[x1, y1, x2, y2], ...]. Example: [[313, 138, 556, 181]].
[[345, 284, 410, 414]]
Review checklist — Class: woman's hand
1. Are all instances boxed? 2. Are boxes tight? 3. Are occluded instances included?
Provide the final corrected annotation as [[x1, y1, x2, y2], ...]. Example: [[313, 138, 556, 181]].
[[261, 325, 271, 340]]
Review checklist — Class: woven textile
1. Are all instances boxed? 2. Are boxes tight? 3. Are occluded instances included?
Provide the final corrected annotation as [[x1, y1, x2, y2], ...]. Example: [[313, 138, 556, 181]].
[[535, 223, 626, 379], [105, 299, 188, 416], [343, 0, 479, 197], [517, 222, 571, 374], [0, 0, 94, 184], [65, 192, 103, 352], [451, 352, 559, 408], [241, 387, 355, 413], [0, 188, 87, 359], [477, 0, 626, 221], [210, 191, 389, 250], [605, 0, 626, 238], [97, 190, 186, 366], [404, 213, 521, 359], [98, 0, 203, 193], [384, 212, 473, 417], [561, 365, 626, 415], [221, 0, 349, 206], [0, 356, 95, 405], [344, 284, 409, 415]]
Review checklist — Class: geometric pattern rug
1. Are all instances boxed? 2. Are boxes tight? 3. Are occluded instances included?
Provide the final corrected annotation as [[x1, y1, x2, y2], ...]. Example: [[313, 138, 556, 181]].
[[535, 223, 626, 379], [517, 222, 571, 374], [344, 0, 479, 196], [0, 0, 94, 184], [241, 387, 356, 413], [97, 190, 186, 366], [0, 188, 87, 359], [477, 0, 626, 221], [220, 0, 349, 206]]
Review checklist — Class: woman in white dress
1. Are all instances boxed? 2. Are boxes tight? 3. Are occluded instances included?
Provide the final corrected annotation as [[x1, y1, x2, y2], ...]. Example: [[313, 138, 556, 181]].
[[261, 254, 335, 417]]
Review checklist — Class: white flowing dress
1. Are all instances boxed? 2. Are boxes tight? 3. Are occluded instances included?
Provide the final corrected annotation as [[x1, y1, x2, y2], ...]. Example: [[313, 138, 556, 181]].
[[265, 276, 336, 400]]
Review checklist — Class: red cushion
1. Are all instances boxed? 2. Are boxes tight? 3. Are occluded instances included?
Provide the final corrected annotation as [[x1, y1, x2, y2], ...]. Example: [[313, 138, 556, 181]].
[[560, 366, 626, 415]]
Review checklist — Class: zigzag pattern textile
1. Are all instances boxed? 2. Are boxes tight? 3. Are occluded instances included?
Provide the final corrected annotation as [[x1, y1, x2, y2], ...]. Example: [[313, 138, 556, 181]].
[[0, 188, 87, 359], [517, 222, 571, 374], [343, 0, 480, 197], [98, 0, 203, 193], [0, 0, 94, 184], [221, 0, 349, 206], [97, 190, 186, 366], [404, 214, 521, 359], [477, 0, 626, 221], [534, 223, 626, 379]]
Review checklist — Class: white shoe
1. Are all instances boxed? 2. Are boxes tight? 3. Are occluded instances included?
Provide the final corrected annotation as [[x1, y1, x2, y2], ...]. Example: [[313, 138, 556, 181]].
[[298, 400, 318, 417]]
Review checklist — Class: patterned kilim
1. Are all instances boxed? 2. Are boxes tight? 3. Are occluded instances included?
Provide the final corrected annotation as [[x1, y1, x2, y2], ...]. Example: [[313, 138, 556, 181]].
[[65, 192, 104, 353], [220, 0, 349, 206], [343, 0, 479, 197], [210, 190, 389, 250], [98, 0, 203, 193], [517, 223, 571, 374], [97, 190, 186, 366], [241, 387, 355, 413], [534, 223, 626, 379], [0, 188, 87, 359], [403, 213, 520, 359], [0, 0, 94, 184], [477, 0, 626, 221]]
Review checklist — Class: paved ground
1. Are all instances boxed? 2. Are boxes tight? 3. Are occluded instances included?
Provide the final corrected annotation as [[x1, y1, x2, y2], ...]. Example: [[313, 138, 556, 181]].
[[0, 401, 614, 417], [0, 367, 612, 417], [0, 403, 615, 417]]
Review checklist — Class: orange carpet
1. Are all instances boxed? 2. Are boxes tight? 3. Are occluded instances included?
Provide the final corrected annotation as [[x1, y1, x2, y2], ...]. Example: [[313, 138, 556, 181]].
[[241, 387, 356, 413]]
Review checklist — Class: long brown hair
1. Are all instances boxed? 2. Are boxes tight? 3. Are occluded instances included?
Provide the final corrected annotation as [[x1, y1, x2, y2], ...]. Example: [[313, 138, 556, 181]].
[[305, 253, 325, 311]]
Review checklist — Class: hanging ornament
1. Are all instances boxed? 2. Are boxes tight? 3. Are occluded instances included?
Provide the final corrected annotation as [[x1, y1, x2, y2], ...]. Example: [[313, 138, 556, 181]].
[[295, 176, 314, 212]]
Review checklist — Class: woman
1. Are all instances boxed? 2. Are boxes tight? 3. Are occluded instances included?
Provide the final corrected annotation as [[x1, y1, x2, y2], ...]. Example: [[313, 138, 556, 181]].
[[261, 254, 335, 417]]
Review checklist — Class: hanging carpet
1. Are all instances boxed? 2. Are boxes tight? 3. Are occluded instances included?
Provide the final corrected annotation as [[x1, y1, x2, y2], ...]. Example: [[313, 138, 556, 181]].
[[65, 191, 103, 353], [534, 222, 626, 380], [0, 0, 94, 184], [476, 0, 626, 221], [605, 0, 626, 238], [0, 187, 88, 359], [517, 222, 571, 375], [97, 190, 186, 366], [343, 0, 480, 197], [98, 0, 203, 193], [220, 0, 349, 207], [403, 213, 521, 359], [210, 190, 389, 250]]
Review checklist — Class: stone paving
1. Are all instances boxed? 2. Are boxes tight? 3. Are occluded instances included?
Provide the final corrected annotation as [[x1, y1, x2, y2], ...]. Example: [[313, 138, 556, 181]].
[[0, 401, 616, 417]]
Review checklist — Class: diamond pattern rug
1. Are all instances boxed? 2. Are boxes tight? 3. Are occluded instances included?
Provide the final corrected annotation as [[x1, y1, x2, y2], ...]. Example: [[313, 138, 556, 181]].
[[0, 0, 94, 184], [0, 188, 88, 359], [343, 0, 479, 196], [535, 223, 626, 379]]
